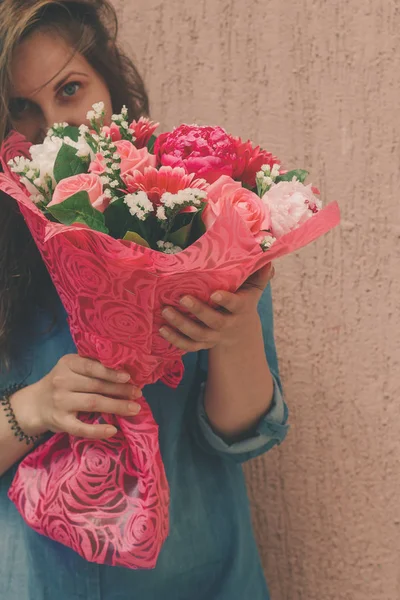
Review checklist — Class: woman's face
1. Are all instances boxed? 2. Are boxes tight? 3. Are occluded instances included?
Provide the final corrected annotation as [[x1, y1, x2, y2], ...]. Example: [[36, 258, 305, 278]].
[[9, 30, 113, 143]]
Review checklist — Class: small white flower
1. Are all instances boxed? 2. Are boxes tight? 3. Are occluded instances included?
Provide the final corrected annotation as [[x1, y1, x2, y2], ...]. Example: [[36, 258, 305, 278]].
[[100, 176, 111, 185], [121, 121, 129, 129], [92, 102, 105, 115], [261, 164, 271, 174], [34, 178, 42, 186], [8, 156, 32, 173], [156, 240, 183, 254], [112, 163, 120, 171], [270, 166, 280, 180], [124, 191, 154, 220], [106, 167, 114, 174], [156, 206, 167, 220], [32, 193, 45, 204], [113, 153, 120, 160], [121, 105, 128, 117], [86, 110, 96, 121], [111, 113, 122, 122], [260, 235, 276, 251], [110, 180, 119, 188], [103, 189, 112, 198], [264, 176, 273, 187], [79, 124, 90, 135]]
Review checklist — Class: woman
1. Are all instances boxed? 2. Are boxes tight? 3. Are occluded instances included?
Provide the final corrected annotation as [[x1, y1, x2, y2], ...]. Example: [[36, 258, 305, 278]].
[[0, 1, 289, 598]]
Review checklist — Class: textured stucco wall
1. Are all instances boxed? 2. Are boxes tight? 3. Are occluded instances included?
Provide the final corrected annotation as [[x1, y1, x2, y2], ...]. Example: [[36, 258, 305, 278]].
[[113, 1, 400, 598]]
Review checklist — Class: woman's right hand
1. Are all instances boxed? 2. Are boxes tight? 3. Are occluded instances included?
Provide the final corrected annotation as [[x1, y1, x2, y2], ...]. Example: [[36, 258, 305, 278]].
[[12, 355, 142, 440]]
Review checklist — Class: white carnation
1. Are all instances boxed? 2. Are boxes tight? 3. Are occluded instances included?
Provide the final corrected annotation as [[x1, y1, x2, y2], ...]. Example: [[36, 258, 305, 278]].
[[28, 136, 63, 184]]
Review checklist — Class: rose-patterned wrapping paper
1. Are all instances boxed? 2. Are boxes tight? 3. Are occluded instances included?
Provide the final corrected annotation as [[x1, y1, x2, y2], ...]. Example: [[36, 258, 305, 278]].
[[0, 172, 340, 569]]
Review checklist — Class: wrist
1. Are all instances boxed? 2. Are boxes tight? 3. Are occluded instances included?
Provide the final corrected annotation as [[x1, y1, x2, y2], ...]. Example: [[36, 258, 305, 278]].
[[11, 382, 49, 437]]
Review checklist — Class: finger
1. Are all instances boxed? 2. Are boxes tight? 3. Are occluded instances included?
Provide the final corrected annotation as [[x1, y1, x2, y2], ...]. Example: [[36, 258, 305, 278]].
[[161, 307, 221, 344], [63, 355, 131, 383], [245, 263, 275, 291], [61, 415, 119, 440], [209, 290, 246, 314], [178, 296, 230, 330], [159, 326, 214, 352], [63, 373, 141, 399], [69, 393, 141, 417]]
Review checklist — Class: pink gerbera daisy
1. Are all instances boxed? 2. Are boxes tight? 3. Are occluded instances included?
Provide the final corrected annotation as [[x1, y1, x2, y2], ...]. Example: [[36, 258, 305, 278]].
[[123, 166, 209, 205]]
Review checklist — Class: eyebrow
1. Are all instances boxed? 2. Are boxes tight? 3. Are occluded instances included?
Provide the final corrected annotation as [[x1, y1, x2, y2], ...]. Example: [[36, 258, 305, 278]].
[[53, 71, 89, 92]]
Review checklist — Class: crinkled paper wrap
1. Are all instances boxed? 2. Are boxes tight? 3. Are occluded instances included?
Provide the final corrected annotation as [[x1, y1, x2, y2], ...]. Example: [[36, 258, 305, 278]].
[[0, 174, 340, 569]]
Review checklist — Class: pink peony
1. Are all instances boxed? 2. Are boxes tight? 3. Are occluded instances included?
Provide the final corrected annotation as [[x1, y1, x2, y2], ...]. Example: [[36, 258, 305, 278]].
[[49, 173, 109, 213], [129, 118, 159, 149], [123, 165, 209, 205], [262, 180, 322, 238], [154, 125, 239, 184], [203, 175, 271, 236], [233, 139, 280, 188]]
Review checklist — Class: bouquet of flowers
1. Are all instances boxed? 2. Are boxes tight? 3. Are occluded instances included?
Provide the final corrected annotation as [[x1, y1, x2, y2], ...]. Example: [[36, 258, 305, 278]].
[[0, 102, 340, 569]]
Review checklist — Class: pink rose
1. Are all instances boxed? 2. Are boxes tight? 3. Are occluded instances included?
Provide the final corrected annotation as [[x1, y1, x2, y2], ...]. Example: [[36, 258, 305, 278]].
[[49, 173, 109, 212], [89, 152, 107, 175], [203, 175, 271, 236], [114, 141, 156, 175], [154, 125, 239, 184], [262, 180, 322, 238], [129, 117, 159, 149]]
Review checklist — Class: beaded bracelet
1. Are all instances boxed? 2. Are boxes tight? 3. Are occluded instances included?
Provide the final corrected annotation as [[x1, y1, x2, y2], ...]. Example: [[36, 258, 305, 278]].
[[1, 383, 41, 445]]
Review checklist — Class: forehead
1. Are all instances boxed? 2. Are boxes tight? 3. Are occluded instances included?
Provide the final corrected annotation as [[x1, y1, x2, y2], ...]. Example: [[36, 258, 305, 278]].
[[11, 30, 90, 98]]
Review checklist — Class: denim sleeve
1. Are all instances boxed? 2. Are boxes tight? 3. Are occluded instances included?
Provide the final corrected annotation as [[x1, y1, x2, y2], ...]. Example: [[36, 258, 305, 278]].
[[192, 284, 289, 464]]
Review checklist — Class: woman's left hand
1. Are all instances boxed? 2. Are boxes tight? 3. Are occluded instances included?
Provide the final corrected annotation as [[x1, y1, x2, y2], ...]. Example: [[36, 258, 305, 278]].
[[159, 263, 275, 352]]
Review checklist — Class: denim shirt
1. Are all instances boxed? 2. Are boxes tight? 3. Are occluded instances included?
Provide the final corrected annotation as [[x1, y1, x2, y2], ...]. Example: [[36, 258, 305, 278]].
[[0, 286, 288, 600]]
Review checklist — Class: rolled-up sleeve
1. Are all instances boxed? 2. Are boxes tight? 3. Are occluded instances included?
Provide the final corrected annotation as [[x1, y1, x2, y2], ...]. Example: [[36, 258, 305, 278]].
[[191, 284, 289, 463]]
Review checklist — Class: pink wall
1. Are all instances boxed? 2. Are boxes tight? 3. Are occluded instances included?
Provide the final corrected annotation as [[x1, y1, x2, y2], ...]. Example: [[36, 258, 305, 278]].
[[114, 1, 400, 597]]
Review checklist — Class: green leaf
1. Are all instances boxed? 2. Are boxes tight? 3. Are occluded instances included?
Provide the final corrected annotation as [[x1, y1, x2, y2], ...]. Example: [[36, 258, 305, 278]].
[[123, 231, 150, 247], [62, 126, 80, 142], [104, 197, 133, 238], [166, 223, 193, 247], [275, 169, 309, 184], [47, 191, 108, 233], [147, 134, 157, 154], [53, 143, 89, 183]]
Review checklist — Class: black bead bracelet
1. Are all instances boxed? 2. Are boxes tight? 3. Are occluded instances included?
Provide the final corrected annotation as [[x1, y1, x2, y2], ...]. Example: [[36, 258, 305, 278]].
[[1, 383, 40, 445]]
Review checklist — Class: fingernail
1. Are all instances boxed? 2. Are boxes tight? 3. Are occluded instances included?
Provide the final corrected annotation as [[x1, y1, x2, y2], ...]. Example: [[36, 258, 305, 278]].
[[159, 327, 169, 337], [180, 296, 194, 308], [211, 292, 222, 303], [131, 388, 142, 399], [128, 402, 141, 414], [117, 372, 130, 383], [106, 426, 118, 436], [162, 308, 174, 319]]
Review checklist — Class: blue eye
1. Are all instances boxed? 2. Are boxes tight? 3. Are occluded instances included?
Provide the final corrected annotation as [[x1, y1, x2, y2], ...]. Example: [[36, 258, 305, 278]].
[[61, 82, 81, 97]]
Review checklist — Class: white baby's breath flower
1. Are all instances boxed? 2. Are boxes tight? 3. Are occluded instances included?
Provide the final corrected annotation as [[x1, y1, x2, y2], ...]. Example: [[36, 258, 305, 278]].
[[156, 240, 183, 254], [86, 110, 96, 121], [79, 124, 90, 135], [100, 175, 111, 185], [32, 193, 45, 204], [112, 163, 120, 171], [124, 191, 154, 220], [92, 102, 105, 115], [271, 164, 281, 178], [261, 164, 271, 174], [121, 121, 129, 129], [109, 180, 119, 188], [156, 206, 167, 221], [160, 188, 206, 210], [8, 156, 32, 173], [121, 105, 128, 117], [260, 235, 276, 251], [103, 189, 112, 198]]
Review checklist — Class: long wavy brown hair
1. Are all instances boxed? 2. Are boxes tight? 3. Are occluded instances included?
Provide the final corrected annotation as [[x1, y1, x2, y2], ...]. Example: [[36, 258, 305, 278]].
[[0, 0, 149, 368]]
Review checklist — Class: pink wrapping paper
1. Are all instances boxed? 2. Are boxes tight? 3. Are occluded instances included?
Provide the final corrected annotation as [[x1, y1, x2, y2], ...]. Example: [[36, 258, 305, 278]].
[[0, 173, 340, 568]]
